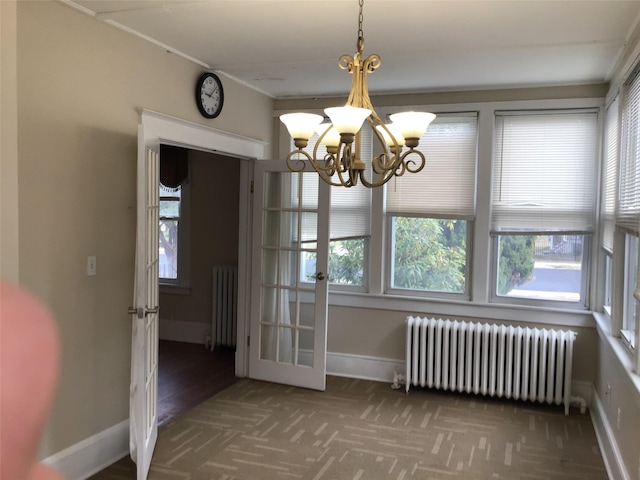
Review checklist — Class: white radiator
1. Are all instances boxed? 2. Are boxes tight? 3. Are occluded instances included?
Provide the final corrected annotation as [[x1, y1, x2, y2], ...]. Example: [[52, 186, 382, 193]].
[[211, 266, 238, 349], [405, 316, 577, 415]]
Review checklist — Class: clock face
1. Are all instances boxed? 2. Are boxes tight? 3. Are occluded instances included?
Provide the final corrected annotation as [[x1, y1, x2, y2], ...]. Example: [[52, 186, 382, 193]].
[[196, 73, 224, 119]]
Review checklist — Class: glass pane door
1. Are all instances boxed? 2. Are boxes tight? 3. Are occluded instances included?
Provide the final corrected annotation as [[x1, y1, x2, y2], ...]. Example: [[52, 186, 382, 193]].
[[249, 162, 328, 390]]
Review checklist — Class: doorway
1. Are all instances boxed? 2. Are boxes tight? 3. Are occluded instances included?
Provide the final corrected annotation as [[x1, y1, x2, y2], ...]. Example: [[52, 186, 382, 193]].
[[132, 109, 263, 476], [157, 146, 241, 425]]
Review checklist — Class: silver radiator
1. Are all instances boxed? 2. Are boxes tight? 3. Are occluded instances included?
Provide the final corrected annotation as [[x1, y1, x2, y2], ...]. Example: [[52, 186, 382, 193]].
[[405, 316, 577, 415]]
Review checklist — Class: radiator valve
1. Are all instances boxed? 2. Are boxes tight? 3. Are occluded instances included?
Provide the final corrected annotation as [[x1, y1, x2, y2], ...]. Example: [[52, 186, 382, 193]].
[[391, 369, 405, 390]]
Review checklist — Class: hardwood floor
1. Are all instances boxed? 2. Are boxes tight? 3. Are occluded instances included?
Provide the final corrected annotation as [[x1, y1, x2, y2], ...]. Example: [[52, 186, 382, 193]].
[[158, 339, 237, 426]]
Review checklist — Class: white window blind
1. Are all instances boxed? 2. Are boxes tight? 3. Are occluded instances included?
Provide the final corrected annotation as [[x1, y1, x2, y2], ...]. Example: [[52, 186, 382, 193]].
[[491, 110, 598, 233], [292, 125, 372, 241], [602, 96, 619, 252], [386, 113, 478, 219], [618, 70, 640, 236]]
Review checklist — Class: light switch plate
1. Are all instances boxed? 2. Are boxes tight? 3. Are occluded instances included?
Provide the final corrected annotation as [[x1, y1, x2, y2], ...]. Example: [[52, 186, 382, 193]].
[[87, 256, 96, 276]]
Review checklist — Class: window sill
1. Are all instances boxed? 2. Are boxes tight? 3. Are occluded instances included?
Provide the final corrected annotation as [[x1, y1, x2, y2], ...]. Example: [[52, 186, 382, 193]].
[[327, 290, 596, 328], [160, 284, 191, 295]]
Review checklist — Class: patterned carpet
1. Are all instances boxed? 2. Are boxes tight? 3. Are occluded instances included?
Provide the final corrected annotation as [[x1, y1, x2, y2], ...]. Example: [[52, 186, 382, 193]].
[[91, 376, 607, 480]]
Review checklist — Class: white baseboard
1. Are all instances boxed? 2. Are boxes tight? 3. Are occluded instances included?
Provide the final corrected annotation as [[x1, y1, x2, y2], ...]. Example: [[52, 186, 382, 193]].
[[159, 318, 209, 344], [590, 385, 631, 480], [327, 352, 404, 383], [42, 420, 129, 480]]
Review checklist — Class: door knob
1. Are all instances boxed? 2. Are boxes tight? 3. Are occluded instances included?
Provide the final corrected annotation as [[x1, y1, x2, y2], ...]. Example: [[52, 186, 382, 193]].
[[128, 306, 159, 318], [315, 272, 326, 281]]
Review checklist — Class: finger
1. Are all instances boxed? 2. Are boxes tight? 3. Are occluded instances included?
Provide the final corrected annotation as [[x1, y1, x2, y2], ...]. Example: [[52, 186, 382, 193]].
[[0, 282, 60, 480], [27, 463, 64, 480]]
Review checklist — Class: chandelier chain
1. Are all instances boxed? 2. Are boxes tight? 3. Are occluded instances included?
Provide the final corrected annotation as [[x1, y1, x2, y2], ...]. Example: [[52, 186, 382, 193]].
[[358, 0, 364, 41]]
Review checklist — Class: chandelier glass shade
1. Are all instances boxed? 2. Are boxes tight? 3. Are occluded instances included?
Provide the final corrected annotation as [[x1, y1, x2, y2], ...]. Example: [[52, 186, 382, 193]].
[[280, 0, 435, 188]]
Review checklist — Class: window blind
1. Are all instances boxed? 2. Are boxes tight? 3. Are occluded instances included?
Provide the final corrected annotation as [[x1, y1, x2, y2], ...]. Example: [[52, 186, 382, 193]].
[[602, 96, 619, 252], [385, 113, 478, 219], [618, 70, 640, 236], [491, 110, 598, 233], [292, 125, 372, 241]]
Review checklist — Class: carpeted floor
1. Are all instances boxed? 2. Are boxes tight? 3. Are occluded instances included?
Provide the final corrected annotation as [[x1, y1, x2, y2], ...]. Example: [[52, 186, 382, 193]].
[[91, 376, 607, 479]]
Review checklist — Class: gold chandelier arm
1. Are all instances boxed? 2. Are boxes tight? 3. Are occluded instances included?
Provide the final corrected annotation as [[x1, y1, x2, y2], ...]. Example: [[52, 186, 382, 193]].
[[311, 142, 355, 187], [285, 149, 311, 172], [311, 135, 337, 176], [371, 152, 399, 174], [358, 168, 394, 188], [399, 148, 426, 174], [338, 54, 355, 73], [362, 53, 381, 74]]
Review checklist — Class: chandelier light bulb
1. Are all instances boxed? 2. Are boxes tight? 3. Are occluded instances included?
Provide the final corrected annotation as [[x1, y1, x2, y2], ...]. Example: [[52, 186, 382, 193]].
[[389, 112, 436, 140], [375, 124, 406, 147], [316, 124, 341, 148], [280, 113, 324, 141], [324, 106, 372, 135]]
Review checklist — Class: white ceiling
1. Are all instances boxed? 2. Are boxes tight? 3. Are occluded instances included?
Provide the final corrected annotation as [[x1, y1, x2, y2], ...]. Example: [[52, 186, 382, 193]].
[[66, 0, 640, 99]]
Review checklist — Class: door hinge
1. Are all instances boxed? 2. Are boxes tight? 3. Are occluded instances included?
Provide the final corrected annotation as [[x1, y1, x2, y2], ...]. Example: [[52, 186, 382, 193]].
[[247, 336, 250, 347], [250, 180, 254, 194]]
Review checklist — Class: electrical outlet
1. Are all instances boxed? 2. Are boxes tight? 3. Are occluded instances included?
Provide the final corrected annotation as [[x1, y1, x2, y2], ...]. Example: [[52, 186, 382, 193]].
[[616, 407, 622, 429], [87, 256, 97, 276]]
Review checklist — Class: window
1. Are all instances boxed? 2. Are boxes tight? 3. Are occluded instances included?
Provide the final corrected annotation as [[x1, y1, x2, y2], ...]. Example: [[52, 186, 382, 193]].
[[491, 110, 598, 306], [617, 66, 640, 356], [623, 234, 638, 350], [386, 113, 478, 296], [295, 127, 372, 289], [159, 145, 190, 288], [160, 183, 182, 281], [601, 96, 619, 316]]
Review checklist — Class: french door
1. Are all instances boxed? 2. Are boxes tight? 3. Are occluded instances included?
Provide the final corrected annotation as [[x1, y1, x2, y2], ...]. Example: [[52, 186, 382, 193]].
[[129, 126, 160, 480], [249, 160, 329, 390]]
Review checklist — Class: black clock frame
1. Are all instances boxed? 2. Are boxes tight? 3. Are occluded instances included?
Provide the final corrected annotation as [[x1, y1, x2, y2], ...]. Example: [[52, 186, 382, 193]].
[[195, 72, 224, 119]]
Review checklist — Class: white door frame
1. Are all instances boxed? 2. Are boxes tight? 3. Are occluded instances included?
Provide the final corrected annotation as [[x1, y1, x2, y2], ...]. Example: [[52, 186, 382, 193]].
[[139, 109, 267, 377]]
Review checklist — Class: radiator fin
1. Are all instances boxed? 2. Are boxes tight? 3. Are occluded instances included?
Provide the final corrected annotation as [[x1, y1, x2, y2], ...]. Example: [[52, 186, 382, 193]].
[[212, 266, 238, 349], [405, 317, 576, 415]]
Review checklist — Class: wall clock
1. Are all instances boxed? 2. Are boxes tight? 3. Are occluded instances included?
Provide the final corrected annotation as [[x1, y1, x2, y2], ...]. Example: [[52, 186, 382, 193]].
[[195, 72, 224, 119]]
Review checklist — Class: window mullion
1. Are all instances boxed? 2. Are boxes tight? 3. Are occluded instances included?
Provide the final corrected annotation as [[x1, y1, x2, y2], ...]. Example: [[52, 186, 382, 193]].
[[471, 107, 495, 303]]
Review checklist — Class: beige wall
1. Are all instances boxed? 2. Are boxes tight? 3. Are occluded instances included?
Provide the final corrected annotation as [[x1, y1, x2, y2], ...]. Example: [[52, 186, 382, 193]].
[[14, 0, 272, 456], [160, 150, 241, 327], [594, 332, 640, 477], [326, 306, 598, 381], [1, 0, 20, 282]]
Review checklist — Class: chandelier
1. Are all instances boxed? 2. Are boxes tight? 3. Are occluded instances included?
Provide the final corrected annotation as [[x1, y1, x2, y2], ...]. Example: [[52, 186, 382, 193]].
[[280, 0, 435, 188]]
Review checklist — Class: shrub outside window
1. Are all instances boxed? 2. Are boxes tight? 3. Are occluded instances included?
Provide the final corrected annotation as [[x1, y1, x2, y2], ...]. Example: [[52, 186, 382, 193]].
[[390, 217, 467, 294]]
